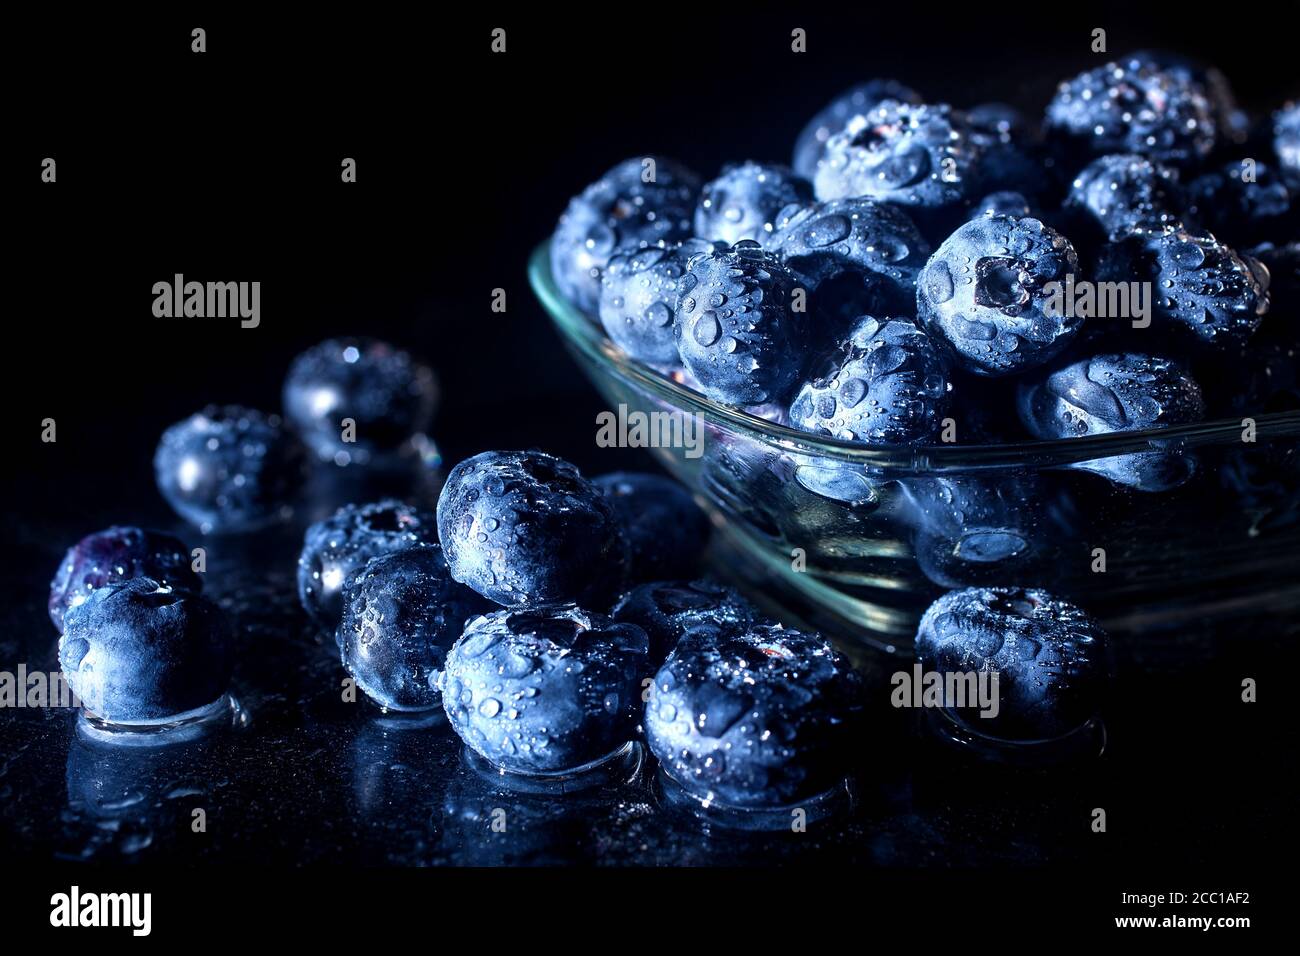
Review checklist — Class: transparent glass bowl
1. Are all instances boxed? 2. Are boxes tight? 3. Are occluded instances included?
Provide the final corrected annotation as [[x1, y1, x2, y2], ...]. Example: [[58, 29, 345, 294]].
[[529, 243, 1300, 660]]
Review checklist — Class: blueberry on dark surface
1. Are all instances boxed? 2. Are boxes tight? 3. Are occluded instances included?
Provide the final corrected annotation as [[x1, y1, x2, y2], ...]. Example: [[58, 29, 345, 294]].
[[297, 499, 439, 631], [283, 338, 438, 467], [673, 241, 806, 407], [788, 315, 950, 444], [792, 79, 923, 178], [1064, 154, 1186, 241], [48, 526, 202, 632], [1096, 225, 1269, 350], [154, 405, 305, 534], [916, 215, 1082, 377], [916, 587, 1108, 741], [598, 239, 723, 366], [1274, 102, 1300, 190], [770, 197, 931, 328], [644, 623, 864, 809], [1187, 160, 1294, 247], [974, 191, 1035, 220], [437, 450, 628, 607], [610, 579, 757, 663], [440, 605, 649, 774], [593, 472, 710, 583], [1045, 57, 1217, 167], [814, 100, 984, 210], [1017, 352, 1206, 490], [58, 577, 233, 723], [338, 545, 490, 712], [694, 162, 813, 247], [550, 157, 700, 315]]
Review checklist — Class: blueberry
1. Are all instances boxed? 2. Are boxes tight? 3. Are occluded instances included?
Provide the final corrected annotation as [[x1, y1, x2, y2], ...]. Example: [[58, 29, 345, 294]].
[[593, 472, 710, 583], [1248, 242, 1300, 325], [1187, 160, 1294, 247], [1064, 154, 1186, 241], [1017, 352, 1205, 490], [49, 526, 202, 632], [437, 450, 628, 607], [1273, 101, 1299, 190], [916, 586, 1109, 741], [598, 239, 724, 366], [297, 499, 439, 630], [673, 241, 806, 406], [338, 545, 489, 712], [974, 191, 1035, 220], [770, 197, 931, 328], [916, 215, 1082, 377], [814, 100, 984, 211], [694, 162, 813, 247], [154, 405, 305, 534], [644, 623, 864, 809], [58, 578, 233, 723], [1096, 225, 1269, 350], [966, 102, 1049, 199], [550, 157, 700, 315], [283, 338, 438, 467], [1126, 49, 1246, 145], [611, 579, 757, 663], [792, 79, 923, 178], [1045, 57, 1217, 167], [788, 315, 950, 443], [440, 605, 649, 774]]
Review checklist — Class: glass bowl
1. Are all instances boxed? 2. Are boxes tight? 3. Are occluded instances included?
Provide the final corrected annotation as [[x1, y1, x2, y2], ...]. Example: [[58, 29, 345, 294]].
[[529, 242, 1300, 662]]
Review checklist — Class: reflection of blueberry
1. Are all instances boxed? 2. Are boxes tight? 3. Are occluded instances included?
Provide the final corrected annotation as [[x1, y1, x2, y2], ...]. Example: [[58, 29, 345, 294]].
[[645, 624, 864, 809], [917, 215, 1082, 377], [283, 338, 438, 467], [49, 526, 201, 632], [297, 500, 439, 631], [437, 450, 628, 607], [441, 606, 649, 774], [611, 579, 757, 663], [154, 405, 305, 534], [1187, 160, 1294, 247], [788, 315, 950, 443], [673, 241, 806, 407], [792, 79, 922, 178], [59, 578, 233, 723], [1274, 102, 1299, 190], [1017, 352, 1205, 490], [694, 162, 812, 246], [916, 587, 1109, 741], [550, 157, 699, 314], [1064, 154, 1185, 241], [338, 546, 489, 712], [594, 472, 710, 583], [771, 197, 930, 328], [598, 240, 722, 366]]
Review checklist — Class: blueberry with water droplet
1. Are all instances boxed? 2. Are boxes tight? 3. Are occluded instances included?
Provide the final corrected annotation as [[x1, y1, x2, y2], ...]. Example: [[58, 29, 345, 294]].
[[645, 623, 864, 809], [594, 472, 710, 583], [283, 338, 438, 467], [437, 450, 628, 607], [966, 103, 1049, 199], [693, 161, 813, 247], [916, 215, 1082, 376], [550, 157, 700, 315], [916, 586, 1109, 742], [1187, 160, 1295, 248], [49, 526, 202, 632], [154, 405, 306, 534], [1064, 154, 1186, 242], [338, 545, 490, 711], [59, 578, 233, 723], [440, 605, 649, 774], [792, 79, 923, 178], [298, 499, 439, 631], [611, 579, 758, 663]]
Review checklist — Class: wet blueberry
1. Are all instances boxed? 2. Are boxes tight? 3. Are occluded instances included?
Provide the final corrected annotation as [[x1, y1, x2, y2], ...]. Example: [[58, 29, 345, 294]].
[[915, 586, 1109, 741], [974, 191, 1035, 220], [440, 605, 649, 774], [916, 215, 1083, 376], [644, 623, 864, 809], [966, 102, 1049, 199], [1064, 154, 1186, 241], [283, 338, 438, 467], [673, 241, 806, 407], [694, 162, 813, 247], [59, 577, 233, 723], [1187, 160, 1295, 248], [550, 157, 700, 315], [611, 579, 757, 663], [338, 545, 490, 712], [437, 450, 628, 607], [297, 499, 439, 631], [49, 526, 202, 632], [788, 315, 950, 443], [1248, 242, 1300, 324], [593, 472, 710, 583], [1017, 352, 1206, 490], [1274, 102, 1300, 190], [154, 405, 306, 534], [792, 79, 923, 178]]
